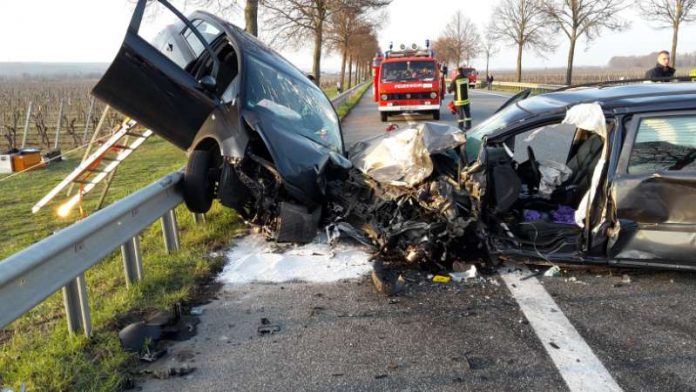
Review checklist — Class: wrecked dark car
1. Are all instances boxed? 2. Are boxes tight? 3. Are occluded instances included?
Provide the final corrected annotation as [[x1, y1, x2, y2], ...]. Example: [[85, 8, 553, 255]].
[[93, 0, 350, 242], [461, 82, 696, 270], [94, 0, 695, 271]]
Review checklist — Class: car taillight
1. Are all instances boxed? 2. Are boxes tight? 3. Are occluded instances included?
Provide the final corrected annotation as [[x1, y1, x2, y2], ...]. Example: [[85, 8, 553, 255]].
[[430, 92, 437, 99], [381, 94, 388, 100]]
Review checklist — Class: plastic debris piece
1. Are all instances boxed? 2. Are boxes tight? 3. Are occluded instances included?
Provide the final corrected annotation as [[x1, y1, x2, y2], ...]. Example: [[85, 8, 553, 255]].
[[621, 274, 631, 284], [464, 265, 479, 280], [543, 265, 561, 277], [449, 272, 466, 283], [433, 275, 451, 283], [190, 306, 204, 316]]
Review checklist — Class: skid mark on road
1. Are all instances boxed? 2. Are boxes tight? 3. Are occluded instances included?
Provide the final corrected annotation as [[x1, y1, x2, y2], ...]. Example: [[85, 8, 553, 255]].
[[499, 266, 623, 392]]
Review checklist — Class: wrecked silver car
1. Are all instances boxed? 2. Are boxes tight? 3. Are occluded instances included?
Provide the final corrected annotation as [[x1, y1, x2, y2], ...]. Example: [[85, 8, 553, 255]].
[[94, 0, 696, 270]]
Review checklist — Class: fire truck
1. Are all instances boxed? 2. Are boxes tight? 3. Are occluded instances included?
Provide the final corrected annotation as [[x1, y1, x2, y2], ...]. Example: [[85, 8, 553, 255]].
[[373, 42, 445, 122], [450, 67, 478, 88]]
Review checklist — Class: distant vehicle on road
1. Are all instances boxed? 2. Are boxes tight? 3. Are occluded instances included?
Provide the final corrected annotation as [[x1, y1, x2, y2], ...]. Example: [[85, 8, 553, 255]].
[[374, 43, 445, 122], [450, 67, 478, 88]]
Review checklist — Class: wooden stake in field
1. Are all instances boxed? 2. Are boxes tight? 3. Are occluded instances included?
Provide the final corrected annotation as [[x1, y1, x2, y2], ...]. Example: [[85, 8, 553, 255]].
[[54, 99, 65, 150], [21, 101, 33, 149], [81, 97, 96, 144]]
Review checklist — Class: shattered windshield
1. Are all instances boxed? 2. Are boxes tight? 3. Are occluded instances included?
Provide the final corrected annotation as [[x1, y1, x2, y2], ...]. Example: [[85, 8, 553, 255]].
[[465, 104, 527, 163], [244, 55, 342, 153], [381, 61, 436, 82]]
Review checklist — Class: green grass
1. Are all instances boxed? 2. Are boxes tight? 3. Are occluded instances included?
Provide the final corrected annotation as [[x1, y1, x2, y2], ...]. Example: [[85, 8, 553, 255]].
[[0, 88, 368, 390], [0, 136, 245, 391], [335, 82, 371, 119]]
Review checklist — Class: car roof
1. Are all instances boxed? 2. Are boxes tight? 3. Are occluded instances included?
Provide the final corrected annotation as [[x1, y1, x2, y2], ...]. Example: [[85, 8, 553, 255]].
[[519, 82, 696, 114]]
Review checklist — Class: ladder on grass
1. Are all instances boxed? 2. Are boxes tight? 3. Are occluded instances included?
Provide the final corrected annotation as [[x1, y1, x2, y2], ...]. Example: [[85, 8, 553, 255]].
[[32, 119, 153, 214]]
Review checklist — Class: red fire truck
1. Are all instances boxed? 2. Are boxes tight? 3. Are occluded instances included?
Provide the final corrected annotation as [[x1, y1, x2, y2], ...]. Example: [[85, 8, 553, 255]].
[[373, 43, 444, 122]]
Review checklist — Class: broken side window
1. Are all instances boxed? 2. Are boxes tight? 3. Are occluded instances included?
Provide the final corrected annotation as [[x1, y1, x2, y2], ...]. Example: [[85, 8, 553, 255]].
[[628, 115, 696, 174]]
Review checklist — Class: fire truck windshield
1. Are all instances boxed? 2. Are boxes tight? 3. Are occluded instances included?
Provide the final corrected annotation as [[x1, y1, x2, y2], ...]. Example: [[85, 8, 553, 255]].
[[381, 61, 435, 82]]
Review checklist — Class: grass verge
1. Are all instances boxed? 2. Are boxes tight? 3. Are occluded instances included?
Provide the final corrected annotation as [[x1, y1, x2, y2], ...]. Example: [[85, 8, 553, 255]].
[[0, 136, 245, 391], [335, 82, 371, 119]]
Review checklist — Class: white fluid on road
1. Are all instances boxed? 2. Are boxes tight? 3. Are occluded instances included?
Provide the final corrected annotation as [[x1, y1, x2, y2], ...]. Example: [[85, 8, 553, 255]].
[[219, 234, 373, 285]]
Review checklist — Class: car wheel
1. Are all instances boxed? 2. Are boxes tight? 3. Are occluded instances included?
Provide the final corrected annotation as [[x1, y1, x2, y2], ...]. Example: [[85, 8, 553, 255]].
[[183, 150, 214, 213], [433, 110, 440, 120], [380, 112, 388, 122]]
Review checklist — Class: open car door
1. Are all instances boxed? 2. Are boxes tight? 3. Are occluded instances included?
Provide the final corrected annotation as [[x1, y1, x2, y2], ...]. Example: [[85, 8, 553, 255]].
[[92, 0, 220, 150], [494, 89, 531, 114], [609, 112, 696, 268]]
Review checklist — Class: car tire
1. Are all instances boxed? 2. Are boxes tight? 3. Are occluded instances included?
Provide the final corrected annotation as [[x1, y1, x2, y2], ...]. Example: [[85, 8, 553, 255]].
[[380, 112, 388, 122], [433, 110, 440, 120], [183, 150, 214, 213]]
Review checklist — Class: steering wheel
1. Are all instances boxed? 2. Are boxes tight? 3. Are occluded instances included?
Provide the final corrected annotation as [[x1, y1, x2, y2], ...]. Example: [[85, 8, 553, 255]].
[[527, 146, 541, 191]]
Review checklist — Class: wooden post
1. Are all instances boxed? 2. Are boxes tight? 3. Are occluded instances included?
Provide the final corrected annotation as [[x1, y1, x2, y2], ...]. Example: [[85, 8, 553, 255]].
[[81, 97, 95, 144], [54, 99, 64, 150], [21, 101, 32, 149]]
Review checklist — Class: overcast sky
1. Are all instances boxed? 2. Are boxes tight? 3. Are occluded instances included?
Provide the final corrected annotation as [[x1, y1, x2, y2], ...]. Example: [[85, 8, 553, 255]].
[[2, 0, 696, 73]]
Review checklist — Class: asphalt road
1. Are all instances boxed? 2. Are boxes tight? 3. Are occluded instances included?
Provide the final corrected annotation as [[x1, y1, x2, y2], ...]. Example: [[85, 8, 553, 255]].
[[135, 89, 696, 392]]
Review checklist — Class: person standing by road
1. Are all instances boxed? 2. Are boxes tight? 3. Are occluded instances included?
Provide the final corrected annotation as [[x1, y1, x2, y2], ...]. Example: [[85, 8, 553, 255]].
[[487, 74, 494, 90], [448, 66, 472, 130], [645, 50, 676, 80]]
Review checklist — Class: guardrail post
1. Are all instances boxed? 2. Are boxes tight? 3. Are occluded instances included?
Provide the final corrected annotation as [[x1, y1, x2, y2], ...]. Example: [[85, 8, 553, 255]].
[[192, 213, 205, 224], [61, 273, 92, 337], [121, 235, 143, 287], [161, 209, 180, 253]]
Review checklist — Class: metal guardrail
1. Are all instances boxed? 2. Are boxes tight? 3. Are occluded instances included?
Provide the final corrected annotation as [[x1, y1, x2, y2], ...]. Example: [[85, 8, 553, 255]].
[[0, 85, 368, 337], [0, 172, 184, 335], [491, 81, 567, 93], [330, 80, 370, 109]]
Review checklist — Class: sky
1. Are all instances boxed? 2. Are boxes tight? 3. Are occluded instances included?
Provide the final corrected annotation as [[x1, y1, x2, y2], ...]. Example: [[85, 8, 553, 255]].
[[1, 0, 696, 73]]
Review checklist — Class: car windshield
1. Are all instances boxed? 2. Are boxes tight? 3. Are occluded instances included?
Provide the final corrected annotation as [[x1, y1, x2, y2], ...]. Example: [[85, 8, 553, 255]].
[[244, 55, 342, 153], [465, 104, 527, 163], [381, 61, 435, 82]]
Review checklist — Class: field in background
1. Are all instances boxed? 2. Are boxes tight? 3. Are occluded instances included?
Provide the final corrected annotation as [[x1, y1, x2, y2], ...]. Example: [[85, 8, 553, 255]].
[[490, 67, 693, 85]]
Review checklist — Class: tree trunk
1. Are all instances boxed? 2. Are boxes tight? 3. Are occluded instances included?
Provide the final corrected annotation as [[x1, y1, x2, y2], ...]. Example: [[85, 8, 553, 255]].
[[671, 22, 679, 67], [485, 52, 490, 77], [516, 43, 523, 82], [354, 59, 359, 84], [244, 0, 258, 37], [347, 54, 353, 88], [340, 46, 348, 91], [313, 18, 324, 86], [565, 35, 576, 85]]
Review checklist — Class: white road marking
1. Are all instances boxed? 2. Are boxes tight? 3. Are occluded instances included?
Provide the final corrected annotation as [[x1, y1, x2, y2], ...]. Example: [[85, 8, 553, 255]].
[[498, 266, 623, 392]]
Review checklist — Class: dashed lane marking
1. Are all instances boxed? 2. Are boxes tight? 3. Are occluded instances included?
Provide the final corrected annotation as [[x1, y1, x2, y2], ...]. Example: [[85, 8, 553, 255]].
[[498, 265, 623, 392]]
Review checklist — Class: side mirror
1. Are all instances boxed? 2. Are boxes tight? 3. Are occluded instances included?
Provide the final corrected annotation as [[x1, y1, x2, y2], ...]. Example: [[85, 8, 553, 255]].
[[199, 75, 217, 93]]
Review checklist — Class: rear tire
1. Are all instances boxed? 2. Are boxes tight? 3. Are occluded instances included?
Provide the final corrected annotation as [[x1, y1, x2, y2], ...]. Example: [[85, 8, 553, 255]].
[[380, 112, 388, 122], [183, 150, 214, 213], [433, 110, 440, 120]]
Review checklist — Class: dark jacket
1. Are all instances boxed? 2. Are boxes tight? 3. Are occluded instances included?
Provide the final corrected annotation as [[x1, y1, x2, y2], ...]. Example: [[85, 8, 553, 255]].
[[645, 63, 676, 80]]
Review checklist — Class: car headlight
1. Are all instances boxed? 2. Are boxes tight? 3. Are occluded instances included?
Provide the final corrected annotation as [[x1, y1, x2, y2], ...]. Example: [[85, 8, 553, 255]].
[[430, 92, 437, 99], [381, 94, 388, 100]]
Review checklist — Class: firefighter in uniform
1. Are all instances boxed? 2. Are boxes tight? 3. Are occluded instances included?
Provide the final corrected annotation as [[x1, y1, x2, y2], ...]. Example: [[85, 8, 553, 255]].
[[448, 67, 471, 130]]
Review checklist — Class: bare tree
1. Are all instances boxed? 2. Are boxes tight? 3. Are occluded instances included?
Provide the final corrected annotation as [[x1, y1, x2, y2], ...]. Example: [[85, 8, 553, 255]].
[[437, 11, 481, 68], [433, 36, 458, 71], [260, 0, 390, 85], [543, 0, 629, 85], [491, 0, 555, 82], [639, 0, 696, 67], [481, 24, 500, 78]]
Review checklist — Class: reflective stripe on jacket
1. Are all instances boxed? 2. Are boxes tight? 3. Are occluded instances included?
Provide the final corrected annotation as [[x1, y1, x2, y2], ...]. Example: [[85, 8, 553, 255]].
[[454, 77, 469, 106]]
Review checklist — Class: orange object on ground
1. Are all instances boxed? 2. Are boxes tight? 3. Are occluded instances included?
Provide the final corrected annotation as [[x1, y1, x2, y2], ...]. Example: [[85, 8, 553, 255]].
[[12, 150, 43, 172]]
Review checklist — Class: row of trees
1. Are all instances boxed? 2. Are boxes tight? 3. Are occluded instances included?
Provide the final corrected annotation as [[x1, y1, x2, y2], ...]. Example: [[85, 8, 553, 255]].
[[432, 0, 696, 85]]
